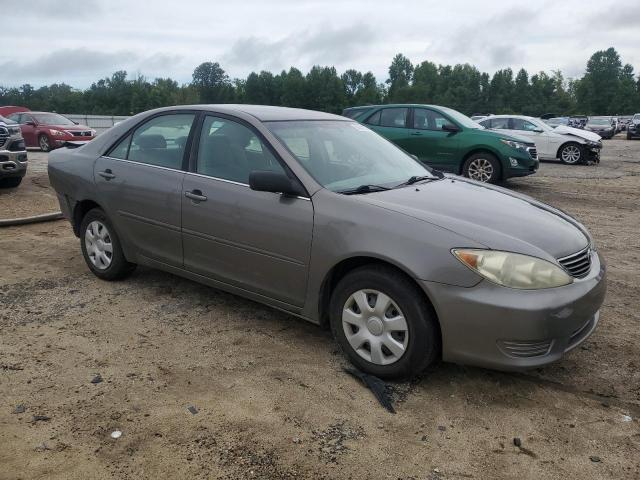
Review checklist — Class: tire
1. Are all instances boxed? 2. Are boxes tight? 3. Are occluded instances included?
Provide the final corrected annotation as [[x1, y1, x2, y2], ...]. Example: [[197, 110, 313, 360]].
[[462, 153, 501, 183], [559, 142, 584, 165], [329, 265, 440, 379], [39, 134, 51, 152], [79, 208, 136, 280], [0, 177, 22, 188]]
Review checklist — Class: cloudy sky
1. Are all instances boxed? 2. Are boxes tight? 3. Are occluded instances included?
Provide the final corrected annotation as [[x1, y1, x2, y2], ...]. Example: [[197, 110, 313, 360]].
[[2, 0, 639, 88]]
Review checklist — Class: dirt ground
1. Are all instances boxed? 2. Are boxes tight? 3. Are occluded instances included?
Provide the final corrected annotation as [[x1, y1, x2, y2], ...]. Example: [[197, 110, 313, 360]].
[[1, 139, 639, 480]]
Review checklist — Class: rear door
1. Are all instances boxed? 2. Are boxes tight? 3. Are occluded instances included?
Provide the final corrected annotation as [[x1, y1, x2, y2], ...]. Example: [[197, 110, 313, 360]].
[[404, 107, 460, 171], [363, 107, 411, 151], [181, 114, 313, 307], [94, 112, 196, 267]]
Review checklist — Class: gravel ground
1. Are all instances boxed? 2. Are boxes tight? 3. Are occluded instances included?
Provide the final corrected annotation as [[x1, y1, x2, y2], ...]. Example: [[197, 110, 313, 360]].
[[1, 138, 639, 479]]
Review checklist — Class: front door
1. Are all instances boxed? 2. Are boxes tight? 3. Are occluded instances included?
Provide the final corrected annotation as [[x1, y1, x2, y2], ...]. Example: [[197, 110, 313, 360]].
[[510, 118, 553, 159], [182, 115, 313, 307], [19, 114, 37, 147], [94, 112, 196, 267], [404, 107, 460, 172]]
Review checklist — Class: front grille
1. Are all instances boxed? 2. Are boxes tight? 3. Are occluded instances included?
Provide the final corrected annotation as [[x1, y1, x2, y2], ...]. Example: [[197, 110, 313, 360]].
[[70, 131, 92, 137], [558, 247, 592, 278], [0, 126, 8, 148], [499, 339, 552, 358], [527, 146, 538, 160]]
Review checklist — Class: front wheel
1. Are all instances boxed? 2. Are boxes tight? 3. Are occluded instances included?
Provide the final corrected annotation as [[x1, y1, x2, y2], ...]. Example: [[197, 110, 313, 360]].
[[39, 134, 51, 152], [80, 208, 136, 280], [559, 142, 584, 165], [329, 265, 440, 379], [462, 153, 501, 183]]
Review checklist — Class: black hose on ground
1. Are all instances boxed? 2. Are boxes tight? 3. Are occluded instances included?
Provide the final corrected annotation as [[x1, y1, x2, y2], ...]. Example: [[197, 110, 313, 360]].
[[0, 212, 64, 227]]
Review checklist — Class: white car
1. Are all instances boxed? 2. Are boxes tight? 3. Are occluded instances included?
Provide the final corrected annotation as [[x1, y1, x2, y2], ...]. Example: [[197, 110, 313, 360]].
[[478, 115, 603, 165]]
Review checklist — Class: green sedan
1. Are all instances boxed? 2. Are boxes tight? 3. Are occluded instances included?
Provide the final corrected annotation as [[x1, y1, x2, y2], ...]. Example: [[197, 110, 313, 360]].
[[343, 104, 539, 183]]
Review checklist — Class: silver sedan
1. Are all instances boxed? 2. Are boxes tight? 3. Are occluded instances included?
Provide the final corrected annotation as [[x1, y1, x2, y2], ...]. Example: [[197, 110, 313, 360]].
[[48, 105, 606, 378]]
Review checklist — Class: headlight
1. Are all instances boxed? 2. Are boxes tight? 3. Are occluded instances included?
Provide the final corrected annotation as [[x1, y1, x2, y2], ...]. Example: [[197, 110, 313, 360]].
[[452, 249, 573, 289], [50, 129, 65, 136], [90, 129, 97, 136], [500, 139, 528, 150]]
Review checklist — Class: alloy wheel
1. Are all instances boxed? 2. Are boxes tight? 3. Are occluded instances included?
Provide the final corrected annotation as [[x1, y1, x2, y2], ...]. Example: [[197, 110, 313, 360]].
[[467, 158, 494, 182], [84, 220, 113, 270], [342, 289, 409, 365], [561, 145, 581, 164], [39, 136, 50, 151]]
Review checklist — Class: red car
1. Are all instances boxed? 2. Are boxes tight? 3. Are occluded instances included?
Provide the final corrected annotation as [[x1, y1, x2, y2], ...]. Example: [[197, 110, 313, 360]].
[[7, 111, 96, 152]]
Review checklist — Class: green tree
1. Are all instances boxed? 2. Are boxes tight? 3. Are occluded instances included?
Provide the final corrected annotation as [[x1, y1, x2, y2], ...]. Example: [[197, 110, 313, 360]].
[[191, 62, 233, 103], [387, 54, 413, 101]]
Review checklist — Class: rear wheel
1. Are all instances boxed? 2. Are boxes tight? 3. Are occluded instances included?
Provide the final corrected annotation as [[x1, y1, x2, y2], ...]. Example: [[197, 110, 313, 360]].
[[80, 208, 136, 280], [39, 134, 51, 152], [0, 177, 22, 188], [329, 265, 439, 379], [559, 142, 584, 165], [463, 153, 500, 183]]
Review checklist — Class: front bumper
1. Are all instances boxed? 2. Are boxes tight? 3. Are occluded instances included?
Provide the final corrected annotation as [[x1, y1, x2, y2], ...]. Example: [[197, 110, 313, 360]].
[[422, 250, 606, 371], [504, 151, 539, 179], [0, 150, 28, 179]]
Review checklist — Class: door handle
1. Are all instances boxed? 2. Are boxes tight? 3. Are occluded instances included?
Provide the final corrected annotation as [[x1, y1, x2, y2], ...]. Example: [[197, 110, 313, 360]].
[[185, 190, 207, 202], [98, 169, 116, 180], [410, 131, 423, 136]]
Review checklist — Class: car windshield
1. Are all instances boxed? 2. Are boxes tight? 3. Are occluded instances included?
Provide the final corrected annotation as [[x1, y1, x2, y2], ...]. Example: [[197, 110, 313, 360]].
[[439, 106, 484, 129], [32, 113, 75, 125], [588, 118, 610, 126], [266, 120, 433, 192]]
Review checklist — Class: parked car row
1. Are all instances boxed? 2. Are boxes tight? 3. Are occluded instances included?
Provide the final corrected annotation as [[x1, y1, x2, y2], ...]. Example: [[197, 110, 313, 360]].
[[343, 104, 539, 184]]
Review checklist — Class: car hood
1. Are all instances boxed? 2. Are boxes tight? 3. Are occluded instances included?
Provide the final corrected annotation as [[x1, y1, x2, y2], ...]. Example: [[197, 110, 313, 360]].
[[355, 178, 589, 260], [554, 125, 601, 142]]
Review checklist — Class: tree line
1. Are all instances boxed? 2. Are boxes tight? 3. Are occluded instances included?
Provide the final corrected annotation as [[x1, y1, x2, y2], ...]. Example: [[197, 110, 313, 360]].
[[1, 47, 638, 117]]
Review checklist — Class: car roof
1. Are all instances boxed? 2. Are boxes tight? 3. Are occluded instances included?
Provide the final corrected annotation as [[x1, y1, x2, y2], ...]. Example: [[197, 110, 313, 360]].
[[481, 114, 538, 120], [157, 104, 348, 122]]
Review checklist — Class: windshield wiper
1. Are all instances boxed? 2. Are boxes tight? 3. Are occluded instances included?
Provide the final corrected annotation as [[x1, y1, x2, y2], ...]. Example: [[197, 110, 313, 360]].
[[339, 184, 392, 195], [395, 172, 443, 188]]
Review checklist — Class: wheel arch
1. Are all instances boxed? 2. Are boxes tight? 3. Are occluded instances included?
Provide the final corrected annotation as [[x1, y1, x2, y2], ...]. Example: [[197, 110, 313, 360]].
[[317, 256, 442, 339], [72, 199, 103, 237]]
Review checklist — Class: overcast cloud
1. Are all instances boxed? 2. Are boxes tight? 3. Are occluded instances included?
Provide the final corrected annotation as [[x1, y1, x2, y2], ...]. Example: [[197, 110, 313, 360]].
[[1, 0, 638, 88]]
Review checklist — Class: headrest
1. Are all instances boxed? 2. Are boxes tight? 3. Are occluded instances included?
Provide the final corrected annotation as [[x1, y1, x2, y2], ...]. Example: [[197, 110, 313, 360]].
[[135, 134, 166, 149]]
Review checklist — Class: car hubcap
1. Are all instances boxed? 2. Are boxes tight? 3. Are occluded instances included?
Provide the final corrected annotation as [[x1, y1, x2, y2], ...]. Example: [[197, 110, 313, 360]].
[[40, 137, 49, 150], [467, 158, 494, 182], [84, 220, 113, 270], [562, 146, 581, 163], [342, 289, 408, 365]]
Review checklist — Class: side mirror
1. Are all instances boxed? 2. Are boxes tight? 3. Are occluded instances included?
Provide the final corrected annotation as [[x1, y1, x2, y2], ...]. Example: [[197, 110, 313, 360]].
[[249, 171, 306, 197], [533, 128, 544, 133], [441, 123, 460, 133], [25, 121, 35, 126]]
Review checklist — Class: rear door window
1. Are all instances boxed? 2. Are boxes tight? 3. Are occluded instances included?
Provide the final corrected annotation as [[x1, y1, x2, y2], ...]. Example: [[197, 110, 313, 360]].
[[108, 114, 195, 169], [365, 110, 382, 126], [413, 108, 456, 131], [379, 108, 408, 128], [512, 118, 539, 131], [491, 117, 510, 129]]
